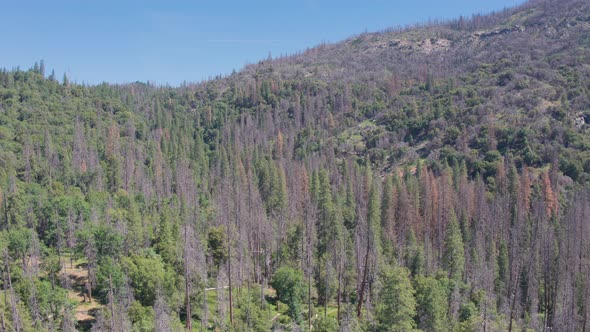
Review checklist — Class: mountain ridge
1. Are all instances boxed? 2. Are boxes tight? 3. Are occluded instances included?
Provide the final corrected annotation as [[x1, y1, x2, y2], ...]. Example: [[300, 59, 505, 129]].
[[0, 0, 589, 331]]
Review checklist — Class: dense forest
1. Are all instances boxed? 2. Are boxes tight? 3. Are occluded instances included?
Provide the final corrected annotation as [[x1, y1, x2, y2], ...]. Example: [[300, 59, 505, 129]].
[[0, 0, 589, 331]]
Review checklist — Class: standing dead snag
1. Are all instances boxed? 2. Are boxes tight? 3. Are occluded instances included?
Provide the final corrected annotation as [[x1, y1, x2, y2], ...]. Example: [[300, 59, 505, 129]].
[[227, 220, 234, 326], [3, 250, 22, 332], [184, 222, 192, 331], [108, 274, 116, 332]]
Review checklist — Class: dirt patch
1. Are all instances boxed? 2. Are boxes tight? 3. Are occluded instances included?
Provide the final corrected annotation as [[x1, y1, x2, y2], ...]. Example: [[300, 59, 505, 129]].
[[61, 260, 101, 327], [75, 310, 95, 322]]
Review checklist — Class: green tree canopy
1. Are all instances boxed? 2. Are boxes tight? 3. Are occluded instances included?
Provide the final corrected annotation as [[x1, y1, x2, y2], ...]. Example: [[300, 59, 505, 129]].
[[376, 266, 417, 332], [270, 266, 306, 323]]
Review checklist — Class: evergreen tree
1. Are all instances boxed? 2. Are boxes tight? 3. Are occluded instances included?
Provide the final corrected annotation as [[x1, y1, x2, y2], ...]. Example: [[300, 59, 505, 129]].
[[376, 266, 417, 332], [415, 275, 449, 332], [381, 175, 395, 260], [316, 170, 335, 257], [39, 60, 45, 77], [342, 167, 357, 231], [367, 179, 382, 261], [443, 207, 465, 282], [495, 240, 509, 296], [405, 229, 424, 277]]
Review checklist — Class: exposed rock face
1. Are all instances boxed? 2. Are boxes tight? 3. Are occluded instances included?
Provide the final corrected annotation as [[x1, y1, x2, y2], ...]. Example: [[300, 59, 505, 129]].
[[474, 25, 525, 39], [362, 37, 451, 55]]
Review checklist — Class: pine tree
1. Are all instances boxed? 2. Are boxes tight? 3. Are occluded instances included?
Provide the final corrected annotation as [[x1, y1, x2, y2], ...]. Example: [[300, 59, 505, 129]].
[[381, 175, 396, 260], [415, 275, 448, 332], [367, 180, 382, 261], [357, 177, 382, 318], [404, 229, 424, 277], [316, 170, 335, 257], [443, 208, 465, 281], [315, 169, 342, 307], [39, 60, 45, 77], [271, 162, 288, 217], [342, 167, 357, 231], [376, 266, 417, 331], [495, 240, 509, 297]]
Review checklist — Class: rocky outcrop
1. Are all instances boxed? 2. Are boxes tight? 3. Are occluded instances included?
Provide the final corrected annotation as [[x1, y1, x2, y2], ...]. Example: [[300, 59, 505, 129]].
[[474, 25, 525, 39]]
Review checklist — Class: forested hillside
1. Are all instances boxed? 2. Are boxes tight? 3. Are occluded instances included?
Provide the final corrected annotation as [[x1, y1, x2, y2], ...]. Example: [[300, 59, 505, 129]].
[[0, 0, 589, 331]]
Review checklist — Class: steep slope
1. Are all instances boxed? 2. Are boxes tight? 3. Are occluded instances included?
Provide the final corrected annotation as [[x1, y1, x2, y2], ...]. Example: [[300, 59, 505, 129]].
[[0, 0, 588, 331], [227, 0, 590, 180]]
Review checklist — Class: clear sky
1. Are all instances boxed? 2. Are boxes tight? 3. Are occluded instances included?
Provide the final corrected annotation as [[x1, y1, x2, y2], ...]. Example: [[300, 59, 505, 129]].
[[3, 0, 525, 86]]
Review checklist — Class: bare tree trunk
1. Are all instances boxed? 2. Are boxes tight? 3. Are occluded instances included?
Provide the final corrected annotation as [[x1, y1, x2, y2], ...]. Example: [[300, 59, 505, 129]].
[[201, 293, 209, 331], [84, 238, 95, 304], [324, 263, 328, 318], [3, 194, 9, 230], [4, 251, 21, 332], [307, 217, 312, 332], [108, 274, 116, 332], [507, 263, 521, 332], [337, 260, 341, 322], [27, 274, 41, 327], [184, 225, 192, 331], [356, 238, 371, 318], [483, 300, 488, 332], [86, 280, 92, 304], [227, 222, 234, 325]]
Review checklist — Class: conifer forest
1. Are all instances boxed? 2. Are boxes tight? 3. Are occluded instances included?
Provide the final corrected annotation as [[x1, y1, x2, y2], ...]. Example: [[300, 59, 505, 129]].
[[0, 0, 589, 331]]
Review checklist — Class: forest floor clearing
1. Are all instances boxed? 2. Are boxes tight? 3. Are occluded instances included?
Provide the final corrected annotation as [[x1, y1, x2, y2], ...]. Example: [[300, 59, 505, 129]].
[[61, 256, 101, 330]]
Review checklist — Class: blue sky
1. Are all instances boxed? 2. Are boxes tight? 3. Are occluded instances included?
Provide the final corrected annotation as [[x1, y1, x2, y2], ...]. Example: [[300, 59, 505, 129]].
[[3, 0, 525, 85]]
